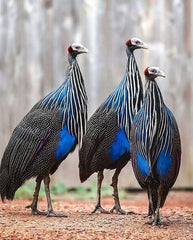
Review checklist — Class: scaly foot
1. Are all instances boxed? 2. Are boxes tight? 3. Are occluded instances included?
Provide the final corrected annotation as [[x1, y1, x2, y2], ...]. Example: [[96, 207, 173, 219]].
[[26, 204, 67, 217], [145, 219, 166, 226], [26, 204, 45, 215], [110, 205, 132, 215], [91, 204, 110, 214], [46, 210, 67, 217]]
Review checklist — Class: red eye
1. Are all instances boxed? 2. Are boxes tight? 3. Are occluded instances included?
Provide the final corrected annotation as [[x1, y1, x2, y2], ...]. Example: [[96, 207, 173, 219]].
[[135, 40, 140, 44], [75, 46, 79, 49], [152, 69, 156, 73]]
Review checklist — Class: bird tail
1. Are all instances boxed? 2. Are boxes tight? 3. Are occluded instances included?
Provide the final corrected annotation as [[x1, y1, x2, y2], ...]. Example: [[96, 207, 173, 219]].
[[0, 168, 21, 201], [79, 154, 92, 182], [0, 168, 11, 201], [79, 168, 90, 183], [150, 186, 168, 211], [79, 161, 93, 182], [160, 190, 169, 208]]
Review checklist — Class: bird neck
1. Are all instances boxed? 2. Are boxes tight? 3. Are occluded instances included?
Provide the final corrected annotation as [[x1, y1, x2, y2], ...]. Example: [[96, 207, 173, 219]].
[[68, 52, 77, 65], [103, 49, 143, 138], [38, 56, 87, 146], [144, 80, 164, 116], [142, 80, 166, 156], [126, 47, 134, 58]]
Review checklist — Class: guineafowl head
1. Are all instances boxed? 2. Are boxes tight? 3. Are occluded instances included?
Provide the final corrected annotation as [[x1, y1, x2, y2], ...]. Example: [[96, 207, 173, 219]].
[[126, 37, 148, 51], [68, 43, 88, 57], [144, 66, 166, 80]]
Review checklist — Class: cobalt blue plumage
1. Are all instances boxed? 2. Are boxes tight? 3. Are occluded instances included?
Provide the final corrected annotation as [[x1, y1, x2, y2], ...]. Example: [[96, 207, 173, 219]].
[[130, 66, 181, 225], [56, 125, 76, 160], [79, 38, 148, 214], [0, 43, 88, 217], [109, 128, 130, 161]]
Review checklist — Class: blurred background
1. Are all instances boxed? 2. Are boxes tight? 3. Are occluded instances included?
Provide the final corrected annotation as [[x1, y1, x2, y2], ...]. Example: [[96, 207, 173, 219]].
[[0, 0, 192, 191]]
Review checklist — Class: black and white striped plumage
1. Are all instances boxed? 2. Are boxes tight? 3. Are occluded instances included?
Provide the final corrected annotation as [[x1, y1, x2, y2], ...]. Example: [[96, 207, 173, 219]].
[[130, 66, 181, 225], [79, 38, 147, 214], [0, 43, 88, 217]]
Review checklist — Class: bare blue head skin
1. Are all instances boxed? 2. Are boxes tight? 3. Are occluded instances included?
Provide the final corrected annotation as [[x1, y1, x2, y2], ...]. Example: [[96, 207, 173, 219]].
[[125, 37, 148, 52], [144, 66, 166, 80]]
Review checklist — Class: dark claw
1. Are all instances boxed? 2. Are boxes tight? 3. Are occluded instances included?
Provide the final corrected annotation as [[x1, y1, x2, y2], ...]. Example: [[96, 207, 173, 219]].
[[46, 210, 68, 217], [26, 204, 34, 209], [32, 209, 47, 216], [145, 220, 165, 226], [147, 208, 153, 217], [91, 205, 110, 214], [152, 220, 163, 226], [152, 219, 168, 226], [26, 204, 67, 217], [110, 205, 132, 215], [26, 204, 47, 215]]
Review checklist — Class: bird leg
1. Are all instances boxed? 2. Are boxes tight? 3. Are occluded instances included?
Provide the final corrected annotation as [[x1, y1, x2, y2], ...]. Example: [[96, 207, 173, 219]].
[[147, 203, 153, 217], [110, 168, 130, 214], [152, 185, 163, 226], [26, 176, 44, 215], [92, 171, 109, 214], [147, 185, 154, 217], [43, 175, 67, 217]]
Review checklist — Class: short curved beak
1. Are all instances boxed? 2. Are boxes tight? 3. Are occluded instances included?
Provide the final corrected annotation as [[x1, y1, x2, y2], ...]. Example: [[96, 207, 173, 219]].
[[141, 42, 148, 49], [157, 70, 166, 78], [81, 47, 88, 53]]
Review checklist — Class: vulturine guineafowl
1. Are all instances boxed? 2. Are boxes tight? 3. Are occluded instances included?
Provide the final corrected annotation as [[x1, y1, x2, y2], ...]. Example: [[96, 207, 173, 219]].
[[130, 66, 181, 225], [79, 38, 148, 214], [0, 43, 88, 217]]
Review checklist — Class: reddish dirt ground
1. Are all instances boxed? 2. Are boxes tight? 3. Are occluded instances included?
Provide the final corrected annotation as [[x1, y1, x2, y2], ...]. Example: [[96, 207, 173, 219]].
[[0, 191, 193, 240]]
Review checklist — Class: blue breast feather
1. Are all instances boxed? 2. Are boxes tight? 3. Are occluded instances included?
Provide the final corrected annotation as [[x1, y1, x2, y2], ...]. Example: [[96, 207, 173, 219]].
[[136, 150, 150, 176], [156, 145, 172, 177], [136, 145, 172, 177], [109, 128, 130, 161], [56, 125, 76, 160]]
